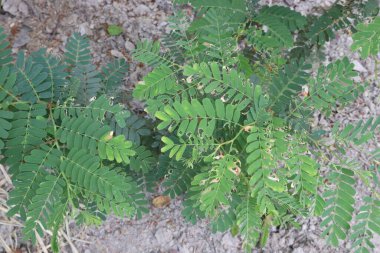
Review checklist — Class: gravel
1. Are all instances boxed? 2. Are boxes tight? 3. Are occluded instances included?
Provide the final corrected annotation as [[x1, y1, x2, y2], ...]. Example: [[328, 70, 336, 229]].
[[69, 197, 243, 253], [0, 0, 379, 252]]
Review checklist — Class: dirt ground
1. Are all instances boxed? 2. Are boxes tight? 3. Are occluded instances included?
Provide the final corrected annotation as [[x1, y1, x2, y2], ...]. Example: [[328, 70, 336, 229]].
[[0, 0, 379, 252]]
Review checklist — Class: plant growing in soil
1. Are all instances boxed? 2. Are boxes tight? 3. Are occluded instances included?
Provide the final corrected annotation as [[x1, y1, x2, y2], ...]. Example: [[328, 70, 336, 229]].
[[132, 0, 380, 251], [1, 0, 380, 252], [0, 30, 151, 250]]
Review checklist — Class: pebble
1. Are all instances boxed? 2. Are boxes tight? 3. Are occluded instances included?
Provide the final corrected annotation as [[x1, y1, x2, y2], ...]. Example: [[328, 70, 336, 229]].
[[353, 60, 368, 72], [155, 227, 173, 244], [79, 22, 92, 36], [84, 0, 104, 6], [13, 26, 30, 48], [2, 0, 21, 16], [135, 4, 150, 16], [221, 233, 240, 250], [124, 40, 135, 52], [18, 2, 29, 16], [293, 247, 305, 253], [110, 49, 125, 58]]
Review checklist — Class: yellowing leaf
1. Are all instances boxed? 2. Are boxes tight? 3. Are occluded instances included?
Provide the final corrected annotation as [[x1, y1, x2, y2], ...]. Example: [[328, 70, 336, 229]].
[[152, 196, 171, 208]]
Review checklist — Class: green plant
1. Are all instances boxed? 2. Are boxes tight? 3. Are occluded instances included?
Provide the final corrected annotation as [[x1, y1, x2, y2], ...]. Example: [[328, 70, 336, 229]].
[[1, 0, 380, 252], [131, 0, 380, 251], [107, 24, 124, 36], [0, 29, 152, 250]]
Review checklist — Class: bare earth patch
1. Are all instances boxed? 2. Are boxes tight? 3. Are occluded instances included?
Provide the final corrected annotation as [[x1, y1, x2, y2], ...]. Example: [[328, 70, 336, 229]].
[[0, 0, 379, 252]]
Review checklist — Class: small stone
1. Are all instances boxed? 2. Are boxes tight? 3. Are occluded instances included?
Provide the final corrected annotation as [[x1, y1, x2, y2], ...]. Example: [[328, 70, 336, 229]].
[[84, 0, 104, 6], [3, 0, 21, 16], [293, 248, 305, 253], [79, 22, 92, 36], [124, 40, 135, 51], [110, 49, 124, 58], [135, 4, 150, 16], [155, 227, 172, 244], [353, 60, 368, 73], [353, 76, 362, 83], [221, 232, 240, 249], [13, 27, 30, 48], [18, 2, 29, 16]]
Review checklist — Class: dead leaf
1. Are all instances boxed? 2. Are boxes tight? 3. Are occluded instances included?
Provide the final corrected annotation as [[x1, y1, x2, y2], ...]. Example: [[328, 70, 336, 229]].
[[101, 131, 114, 141], [243, 125, 253, 132], [230, 166, 241, 176], [152, 195, 170, 208], [210, 178, 220, 183]]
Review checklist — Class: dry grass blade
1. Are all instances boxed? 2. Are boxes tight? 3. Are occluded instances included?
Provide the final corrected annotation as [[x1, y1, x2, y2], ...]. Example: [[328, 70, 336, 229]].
[[0, 164, 12, 185], [0, 164, 14, 253], [60, 230, 79, 253], [36, 233, 49, 253], [0, 234, 12, 253]]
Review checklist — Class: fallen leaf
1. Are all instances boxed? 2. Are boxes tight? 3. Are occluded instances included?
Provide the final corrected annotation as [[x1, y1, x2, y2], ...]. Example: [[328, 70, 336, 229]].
[[152, 195, 170, 208], [101, 131, 114, 141], [107, 24, 123, 36], [243, 125, 253, 132], [229, 166, 241, 176], [210, 178, 220, 183]]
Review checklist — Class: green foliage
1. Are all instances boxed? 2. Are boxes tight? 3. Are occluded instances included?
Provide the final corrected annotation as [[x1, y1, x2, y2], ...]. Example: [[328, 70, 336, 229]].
[[5, 103, 48, 175], [307, 57, 361, 116], [162, 160, 198, 197], [133, 40, 175, 68], [31, 49, 69, 101], [246, 124, 288, 195], [0, 67, 16, 152], [321, 166, 356, 246], [60, 149, 133, 199], [258, 5, 307, 32], [111, 114, 151, 145], [183, 62, 255, 107], [269, 59, 311, 114], [131, 1, 380, 251], [64, 32, 91, 67], [352, 17, 380, 58], [255, 5, 307, 47], [0, 27, 12, 66], [351, 196, 380, 253], [306, 5, 350, 46], [107, 24, 123, 36], [192, 154, 238, 216], [24, 174, 65, 242], [71, 63, 102, 104], [236, 197, 261, 250], [174, 0, 246, 10], [14, 52, 51, 103], [2, 1, 380, 252], [332, 116, 380, 146], [289, 3, 363, 59], [133, 65, 177, 100], [101, 58, 128, 95], [0, 31, 147, 248], [129, 145, 156, 173], [156, 98, 242, 137]]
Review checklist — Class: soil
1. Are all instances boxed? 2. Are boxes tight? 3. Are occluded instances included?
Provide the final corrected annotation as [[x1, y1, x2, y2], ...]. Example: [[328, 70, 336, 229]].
[[0, 0, 379, 252]]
